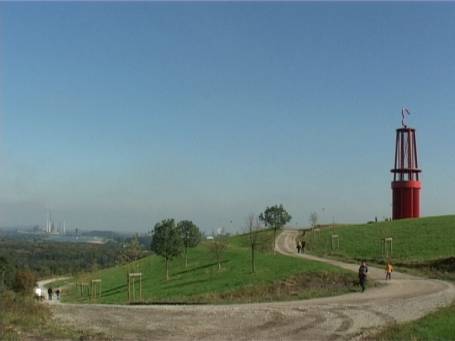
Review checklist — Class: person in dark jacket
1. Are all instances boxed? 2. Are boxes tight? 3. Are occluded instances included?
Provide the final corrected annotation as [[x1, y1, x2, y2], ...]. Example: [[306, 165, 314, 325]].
[[358, 260, 368, 292], [48, 287, 53, 300]]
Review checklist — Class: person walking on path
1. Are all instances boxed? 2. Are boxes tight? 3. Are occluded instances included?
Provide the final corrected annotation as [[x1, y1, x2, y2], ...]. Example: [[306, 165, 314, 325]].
[[296, 241, 301, 254], [301, 240, 306, 254], [56, 288, 61, 300], [48, 287, 53, 301], [385, 260, 393, 280], [358, 260, 368, 292]]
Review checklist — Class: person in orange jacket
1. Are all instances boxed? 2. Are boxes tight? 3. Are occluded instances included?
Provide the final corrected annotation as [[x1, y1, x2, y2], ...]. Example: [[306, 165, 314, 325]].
[[385, 259, 393, 280]]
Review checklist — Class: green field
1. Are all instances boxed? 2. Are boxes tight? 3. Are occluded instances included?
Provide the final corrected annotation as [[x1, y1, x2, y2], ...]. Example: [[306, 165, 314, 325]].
[[373, 302, 455, 341], [305, 215, 455, 267], [60, 230, 358, 304]]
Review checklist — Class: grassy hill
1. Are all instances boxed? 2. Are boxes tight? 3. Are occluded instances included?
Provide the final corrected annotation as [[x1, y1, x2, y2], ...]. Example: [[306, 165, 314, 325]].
[[59, 230, 358, 304], [301, 215, 455, 340], [304, 215, 455, 278]]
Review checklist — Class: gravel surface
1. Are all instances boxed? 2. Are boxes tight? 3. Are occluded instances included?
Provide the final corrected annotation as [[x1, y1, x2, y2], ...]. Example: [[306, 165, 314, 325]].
[[48, 230, 455, 340]]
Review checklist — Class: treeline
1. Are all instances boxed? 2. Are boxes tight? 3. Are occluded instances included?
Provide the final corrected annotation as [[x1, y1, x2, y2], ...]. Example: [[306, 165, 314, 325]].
[[0, 238, 135, 291], [0, 237, 115, 340]]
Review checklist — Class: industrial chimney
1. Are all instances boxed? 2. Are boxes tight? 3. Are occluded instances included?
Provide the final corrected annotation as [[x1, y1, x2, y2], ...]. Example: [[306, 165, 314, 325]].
[[391, 108, 421, 219]]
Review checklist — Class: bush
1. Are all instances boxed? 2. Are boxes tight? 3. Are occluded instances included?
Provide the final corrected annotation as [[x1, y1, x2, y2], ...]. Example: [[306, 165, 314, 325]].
[[14, 271, 37, 293], [0, 256, 15, 291]]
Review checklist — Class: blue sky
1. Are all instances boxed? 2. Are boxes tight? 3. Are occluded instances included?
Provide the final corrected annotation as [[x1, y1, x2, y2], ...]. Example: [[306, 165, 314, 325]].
[[1, 2, 454, 232]]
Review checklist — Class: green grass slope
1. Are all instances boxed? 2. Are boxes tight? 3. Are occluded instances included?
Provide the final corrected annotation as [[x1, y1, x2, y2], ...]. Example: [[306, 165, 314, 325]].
[[303, 215, 455, 340], [305, 215, 455, 265], [372, 302, 455, 341], [61, 230, 358, 304]]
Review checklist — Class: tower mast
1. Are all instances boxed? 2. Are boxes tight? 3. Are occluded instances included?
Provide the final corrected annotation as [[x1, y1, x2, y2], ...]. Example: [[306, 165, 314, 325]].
[[391, 108, 422, 219]]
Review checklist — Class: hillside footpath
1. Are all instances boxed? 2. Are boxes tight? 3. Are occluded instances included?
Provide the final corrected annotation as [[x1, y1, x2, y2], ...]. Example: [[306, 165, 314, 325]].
[[48, 230, 455, 340]]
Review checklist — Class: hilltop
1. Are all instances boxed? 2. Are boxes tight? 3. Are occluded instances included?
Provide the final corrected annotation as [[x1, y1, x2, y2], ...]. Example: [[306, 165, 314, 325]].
[[304, 215, 455, 279]]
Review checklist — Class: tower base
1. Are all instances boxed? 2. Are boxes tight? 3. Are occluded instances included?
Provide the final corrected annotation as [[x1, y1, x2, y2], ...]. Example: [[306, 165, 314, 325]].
[[391, 180, 421, 219]]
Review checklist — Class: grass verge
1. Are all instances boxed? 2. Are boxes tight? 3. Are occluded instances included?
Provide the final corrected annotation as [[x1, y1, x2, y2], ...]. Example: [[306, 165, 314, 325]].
[[369, 302, 455, 341], [0, 290, 108, 340]]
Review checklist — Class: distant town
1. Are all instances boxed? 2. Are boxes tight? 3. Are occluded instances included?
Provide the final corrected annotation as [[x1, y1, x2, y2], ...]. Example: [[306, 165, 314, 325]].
[[0, 213, 138, 245]]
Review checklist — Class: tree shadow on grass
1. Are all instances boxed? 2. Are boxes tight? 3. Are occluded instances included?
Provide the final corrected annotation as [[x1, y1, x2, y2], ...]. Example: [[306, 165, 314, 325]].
[[172, 260, 229, 276], [163, 260, 231, 290], [96, 260, 231, 298], [100, 283, 127, 297], [161, 277, 212, 290]]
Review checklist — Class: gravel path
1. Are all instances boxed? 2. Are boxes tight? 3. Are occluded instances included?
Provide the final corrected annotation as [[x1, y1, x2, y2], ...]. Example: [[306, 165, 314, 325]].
[[37, 277, 70, 304], [49, 230, 455, 340]]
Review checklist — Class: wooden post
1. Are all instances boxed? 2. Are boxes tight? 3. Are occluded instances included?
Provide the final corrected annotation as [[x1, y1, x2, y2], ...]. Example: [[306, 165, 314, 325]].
[[79, 282, 89, 297], [90, 279, 102, 302], [331, 234, 339, 250], [382, 237, 393, 257], [314, 228, 320, 241], [128, 273, 143, 303]]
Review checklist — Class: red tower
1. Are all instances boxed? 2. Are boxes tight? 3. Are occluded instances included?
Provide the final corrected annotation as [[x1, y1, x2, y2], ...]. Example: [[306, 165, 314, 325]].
[[391, 109, 421, 219]]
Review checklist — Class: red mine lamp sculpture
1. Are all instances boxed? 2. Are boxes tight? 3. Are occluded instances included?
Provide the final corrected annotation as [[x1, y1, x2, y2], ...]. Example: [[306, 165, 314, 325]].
[[391, 108, 421, 219]]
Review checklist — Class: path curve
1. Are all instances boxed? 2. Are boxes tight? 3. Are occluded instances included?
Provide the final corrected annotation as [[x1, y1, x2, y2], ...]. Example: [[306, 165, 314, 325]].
[[37, 277, 70, 304], [49, 230, 455, 340]]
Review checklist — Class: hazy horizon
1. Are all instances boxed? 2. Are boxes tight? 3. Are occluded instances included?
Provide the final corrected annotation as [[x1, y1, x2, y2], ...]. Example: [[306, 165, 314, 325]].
[[1, 3, 455, 233]]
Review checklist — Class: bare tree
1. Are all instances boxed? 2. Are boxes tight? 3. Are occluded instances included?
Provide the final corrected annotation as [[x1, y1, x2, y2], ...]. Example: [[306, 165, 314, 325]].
[[124, 234, 142, 263], [310, 211, 318, 228], [246, 214, 262, 273], [308, 212, 319, 248], [208, 228, 229, 271]]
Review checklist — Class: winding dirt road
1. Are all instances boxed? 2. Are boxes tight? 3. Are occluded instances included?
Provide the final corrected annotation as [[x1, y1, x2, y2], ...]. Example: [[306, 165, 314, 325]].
[[49, 230, 455, 340]]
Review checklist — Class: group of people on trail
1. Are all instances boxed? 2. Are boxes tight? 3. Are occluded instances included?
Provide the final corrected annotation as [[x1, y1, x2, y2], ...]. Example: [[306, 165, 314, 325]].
[[293, 235, 394, 293], [296, 240, 306, 254], [358, 259, 394, 292], [47, 287, 61, 301]]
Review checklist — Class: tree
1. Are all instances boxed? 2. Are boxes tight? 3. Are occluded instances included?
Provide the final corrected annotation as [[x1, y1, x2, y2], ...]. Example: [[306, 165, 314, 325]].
[[208, 228, 229, 271], [246, 214, 262, 273], [124, 234, 142, 263], [150, 219, 183, 280], [259, 204, 292, 255], [177, 220, 202, 268], [14, 270, 37, 293], [310, 211, 318, 228], [0, 256, 14, 291]]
